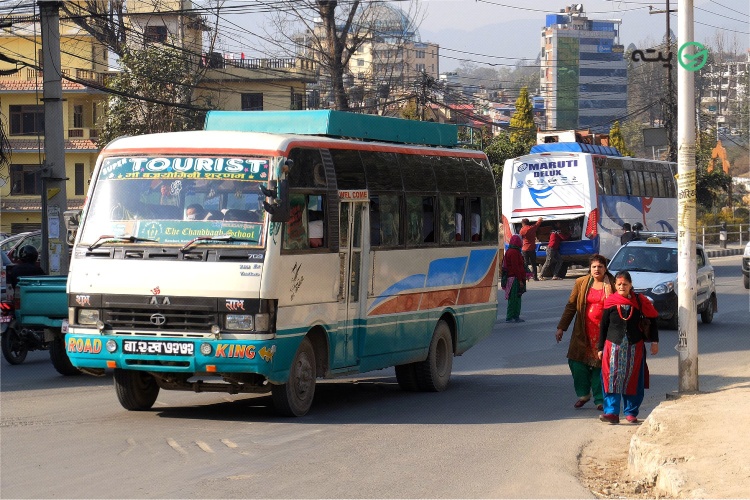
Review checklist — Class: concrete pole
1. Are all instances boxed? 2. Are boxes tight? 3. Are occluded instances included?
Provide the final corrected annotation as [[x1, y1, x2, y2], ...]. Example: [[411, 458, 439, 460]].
[[39, 0, 69, 275], [676, 0, 698, 392]]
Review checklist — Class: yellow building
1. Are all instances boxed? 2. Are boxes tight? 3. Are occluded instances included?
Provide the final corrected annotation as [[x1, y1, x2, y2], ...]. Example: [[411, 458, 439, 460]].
[[0, 12, 107, 234]]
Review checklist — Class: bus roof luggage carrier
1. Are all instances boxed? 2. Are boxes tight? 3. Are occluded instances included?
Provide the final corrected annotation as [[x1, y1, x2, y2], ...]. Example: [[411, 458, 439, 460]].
[[204, 110, 459, 148]]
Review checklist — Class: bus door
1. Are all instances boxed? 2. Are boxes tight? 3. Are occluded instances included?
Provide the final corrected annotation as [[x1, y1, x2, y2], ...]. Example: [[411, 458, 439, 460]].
[[335, 200, 369, 368]]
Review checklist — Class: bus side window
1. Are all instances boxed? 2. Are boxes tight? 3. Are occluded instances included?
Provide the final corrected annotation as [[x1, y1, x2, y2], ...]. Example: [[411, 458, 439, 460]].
[[406, 195, 435, 245], [470, 197, 481, 241], [480, 196, 498, 243], [439, 195, 462, 245], [370, 194, 402, 247], [283, 194, 326, 250]]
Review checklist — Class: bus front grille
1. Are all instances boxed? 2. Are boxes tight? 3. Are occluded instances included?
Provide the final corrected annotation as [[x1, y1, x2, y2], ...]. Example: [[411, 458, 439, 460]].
[[104, 309, 218, 332]]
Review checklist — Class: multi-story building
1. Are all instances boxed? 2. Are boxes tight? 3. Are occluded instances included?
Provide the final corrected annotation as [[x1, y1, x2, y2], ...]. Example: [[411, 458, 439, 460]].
[[0, 12, 107, 234], [699, 53, 749, 134], [540, 4, 627, 133]]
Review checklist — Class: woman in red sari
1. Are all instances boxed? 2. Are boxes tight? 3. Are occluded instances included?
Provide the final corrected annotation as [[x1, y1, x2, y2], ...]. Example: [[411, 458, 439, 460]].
[[502, 234, 527, 322], [597, 271, 660, 424]]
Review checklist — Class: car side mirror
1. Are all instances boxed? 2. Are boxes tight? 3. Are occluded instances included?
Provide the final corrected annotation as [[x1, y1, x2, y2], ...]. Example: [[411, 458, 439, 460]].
[[261, 160, 291, 223], [63, 209, 81, 246]]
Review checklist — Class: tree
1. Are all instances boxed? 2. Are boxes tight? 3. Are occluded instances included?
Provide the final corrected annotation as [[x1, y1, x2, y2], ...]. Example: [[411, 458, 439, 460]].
[[609, 121, 633, 156], [267, 1, 422, 111], [98, 45, 212, 146], [509, 87, 536, 144], [484, 132, 531, 201]]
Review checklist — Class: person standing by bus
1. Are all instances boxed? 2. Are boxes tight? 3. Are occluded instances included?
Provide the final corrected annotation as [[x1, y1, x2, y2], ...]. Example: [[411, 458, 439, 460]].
[[554, 254, 615, 411], [540, 222, 566, 280], [597, 271, 659, 424], [501, 234, 527, 323], [520, 217, 543, 281]]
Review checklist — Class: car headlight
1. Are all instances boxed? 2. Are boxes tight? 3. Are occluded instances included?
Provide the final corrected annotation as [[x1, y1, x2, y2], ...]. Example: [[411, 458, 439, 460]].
[[78, 308, 100, 325], [225, 314, 254, 331], [651, 280, 675, 295]]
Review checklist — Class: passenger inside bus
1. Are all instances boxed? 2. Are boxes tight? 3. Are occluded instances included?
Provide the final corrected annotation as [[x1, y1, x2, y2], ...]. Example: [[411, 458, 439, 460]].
[[185, 204, 211, 221], [308, 210, 324, 248], [455, 213, 464, 241]]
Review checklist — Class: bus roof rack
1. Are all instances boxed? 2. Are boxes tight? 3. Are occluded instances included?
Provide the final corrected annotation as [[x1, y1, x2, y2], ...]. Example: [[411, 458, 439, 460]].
[[530, 142, 622, 156], [204, 110, 459, 148]]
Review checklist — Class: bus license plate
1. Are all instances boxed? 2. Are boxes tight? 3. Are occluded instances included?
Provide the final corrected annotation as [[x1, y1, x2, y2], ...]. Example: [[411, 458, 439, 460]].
[[122, 340, 194, 356]]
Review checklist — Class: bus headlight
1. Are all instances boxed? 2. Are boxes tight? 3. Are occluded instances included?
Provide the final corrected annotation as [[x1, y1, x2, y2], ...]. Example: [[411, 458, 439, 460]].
[[105, 339, 118, 353], [225, 314, 254, 331], [78, 309, 100, 325], [651, 281, 675, 295]]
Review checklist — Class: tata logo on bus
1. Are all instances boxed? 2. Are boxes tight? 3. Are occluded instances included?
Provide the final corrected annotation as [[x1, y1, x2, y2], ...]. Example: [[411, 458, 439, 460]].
[[517, 159, 578, 178], [339, 190, 369, 200]]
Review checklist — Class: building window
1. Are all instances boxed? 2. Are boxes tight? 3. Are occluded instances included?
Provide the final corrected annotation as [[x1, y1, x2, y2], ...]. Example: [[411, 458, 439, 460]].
[[10, 164, 43, 195], [416, 50, 425, 58], [144, 25, 168, 44], [73, 104, 84, 128], [9, 105, 44, 135], [291, 91, 304, 110], [75, 163, 86, 195], [241, 93, 263, 111]]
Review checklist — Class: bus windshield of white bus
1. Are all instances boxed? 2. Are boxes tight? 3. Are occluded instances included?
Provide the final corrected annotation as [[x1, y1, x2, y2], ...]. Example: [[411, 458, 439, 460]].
[[79, 156, 270, 248]]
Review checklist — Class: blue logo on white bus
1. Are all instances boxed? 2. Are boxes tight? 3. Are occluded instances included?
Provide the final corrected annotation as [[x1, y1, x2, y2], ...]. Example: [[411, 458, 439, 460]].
[[528, 186, 554, 207]]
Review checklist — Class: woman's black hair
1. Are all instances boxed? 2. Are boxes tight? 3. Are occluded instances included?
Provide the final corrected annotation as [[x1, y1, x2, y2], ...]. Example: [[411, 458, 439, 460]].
[[615, 270, 632, 283], [589, 254, 607, 268]]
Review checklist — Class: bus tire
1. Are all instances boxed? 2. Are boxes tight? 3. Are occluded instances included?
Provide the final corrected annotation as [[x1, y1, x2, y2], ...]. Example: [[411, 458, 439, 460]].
[[114, 369, 160, 411], [272, 337, 316, 417], [1, 324, 27, 365], [49, 335, 81, 376], [395, 363, 419, 391], [415, 320, 453, 392]]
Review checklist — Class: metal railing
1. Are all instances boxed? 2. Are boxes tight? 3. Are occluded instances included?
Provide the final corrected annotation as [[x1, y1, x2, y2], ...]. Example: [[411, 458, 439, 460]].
[[700, 223, 746, 247]]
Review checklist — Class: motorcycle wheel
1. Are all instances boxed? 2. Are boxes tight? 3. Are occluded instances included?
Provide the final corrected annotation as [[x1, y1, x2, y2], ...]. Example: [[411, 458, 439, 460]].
[[2, 324, 28, 365], [50, 335, 81, 376]]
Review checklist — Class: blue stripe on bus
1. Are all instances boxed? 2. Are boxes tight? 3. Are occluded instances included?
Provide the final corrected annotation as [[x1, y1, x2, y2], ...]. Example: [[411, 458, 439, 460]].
[[425, 257, 468, 287], [369, 249, 496, 311]]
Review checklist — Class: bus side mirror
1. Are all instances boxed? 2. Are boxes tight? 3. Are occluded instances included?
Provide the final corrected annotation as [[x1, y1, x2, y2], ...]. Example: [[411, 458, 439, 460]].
[[63, 209, 81, 245], [261, 160, 291, 223]]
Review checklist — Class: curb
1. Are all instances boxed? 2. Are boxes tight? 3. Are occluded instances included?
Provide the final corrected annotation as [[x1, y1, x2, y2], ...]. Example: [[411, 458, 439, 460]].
[[704, 247, 744, 258]]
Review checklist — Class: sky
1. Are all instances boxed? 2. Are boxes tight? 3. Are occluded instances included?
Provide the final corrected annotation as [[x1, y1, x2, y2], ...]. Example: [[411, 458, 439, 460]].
[[416, 0, 749, 69], [219, 0, 749, 72]]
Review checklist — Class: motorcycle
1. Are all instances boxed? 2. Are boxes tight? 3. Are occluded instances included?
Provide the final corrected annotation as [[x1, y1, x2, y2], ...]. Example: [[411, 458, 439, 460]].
[[1, 296, 80, 376]]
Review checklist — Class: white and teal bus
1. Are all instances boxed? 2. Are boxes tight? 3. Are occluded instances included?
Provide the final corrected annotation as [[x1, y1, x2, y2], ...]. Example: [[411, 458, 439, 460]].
[[502, 142, 677, 265], [64, 111, 499, 416]]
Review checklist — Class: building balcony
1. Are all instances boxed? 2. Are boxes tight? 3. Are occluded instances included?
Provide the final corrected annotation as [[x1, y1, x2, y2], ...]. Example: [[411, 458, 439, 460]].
[[201, 53, 318, 83]]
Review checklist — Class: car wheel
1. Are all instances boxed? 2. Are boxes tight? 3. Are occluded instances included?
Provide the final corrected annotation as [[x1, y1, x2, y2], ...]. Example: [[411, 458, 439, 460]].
[[744, 274, 749, 290], [700, 297, 715, 324]]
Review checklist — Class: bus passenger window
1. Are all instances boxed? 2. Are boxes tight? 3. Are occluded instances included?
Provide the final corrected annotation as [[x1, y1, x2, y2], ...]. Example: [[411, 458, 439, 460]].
[[480, 196, 498, 242], [406, 196, 435, 245], [439, 195, 461, 244], [308, 210, 324, 248], [423, 197, 435, 243], [470, 198, 481, 241]]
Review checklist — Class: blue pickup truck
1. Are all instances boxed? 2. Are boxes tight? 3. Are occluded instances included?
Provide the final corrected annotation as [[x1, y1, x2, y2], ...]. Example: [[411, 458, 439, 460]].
[[1, 275, 80, 375]]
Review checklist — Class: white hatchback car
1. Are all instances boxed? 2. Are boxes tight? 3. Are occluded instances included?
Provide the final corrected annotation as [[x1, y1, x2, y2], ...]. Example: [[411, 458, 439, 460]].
[[607, 236, 717, 329]]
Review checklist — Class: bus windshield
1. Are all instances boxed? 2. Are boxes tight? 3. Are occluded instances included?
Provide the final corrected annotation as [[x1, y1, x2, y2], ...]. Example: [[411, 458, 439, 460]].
[[79, 156, 270, 248]]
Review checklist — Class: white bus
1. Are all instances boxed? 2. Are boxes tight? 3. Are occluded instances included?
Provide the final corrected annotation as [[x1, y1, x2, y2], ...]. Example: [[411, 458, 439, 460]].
[[502, 142, 677, 264], [64, 111, 500, 416]]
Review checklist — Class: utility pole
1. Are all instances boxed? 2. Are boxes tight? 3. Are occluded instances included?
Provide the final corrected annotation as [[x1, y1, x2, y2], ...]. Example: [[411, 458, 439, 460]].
[[649, 0, 678, 162], [39, 0, 69, 275], [676, 0, 698, 393]]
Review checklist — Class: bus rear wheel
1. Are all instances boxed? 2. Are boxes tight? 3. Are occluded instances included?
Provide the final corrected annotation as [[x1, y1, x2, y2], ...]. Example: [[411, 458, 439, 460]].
[[415, 321, 453, 392], [395, 363, 419, 391], [272, 337, 316, 417], [114, 369, 160, 411]]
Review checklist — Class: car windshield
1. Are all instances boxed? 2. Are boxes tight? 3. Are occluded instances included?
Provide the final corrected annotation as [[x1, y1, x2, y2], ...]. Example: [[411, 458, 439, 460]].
[[609, 246, 678, 273], [79, 156, 271, 248]]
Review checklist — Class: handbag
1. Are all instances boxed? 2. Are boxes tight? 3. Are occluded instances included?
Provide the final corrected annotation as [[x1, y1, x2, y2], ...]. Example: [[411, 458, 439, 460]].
[[636, 293, 651, 340], [500, 267, 508, 288]]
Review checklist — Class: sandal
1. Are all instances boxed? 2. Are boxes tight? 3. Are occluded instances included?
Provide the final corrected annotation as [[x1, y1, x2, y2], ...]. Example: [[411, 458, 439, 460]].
[[573, 397, 591, 408]]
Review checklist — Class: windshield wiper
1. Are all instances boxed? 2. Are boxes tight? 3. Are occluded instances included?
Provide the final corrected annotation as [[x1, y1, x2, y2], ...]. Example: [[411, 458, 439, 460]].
[[624, 267, 651, 273], [88, 234, 158, 251], [180, 234, 258, 252]]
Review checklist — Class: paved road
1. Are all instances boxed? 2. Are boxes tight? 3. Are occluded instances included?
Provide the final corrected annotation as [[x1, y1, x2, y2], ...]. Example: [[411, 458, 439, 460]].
[[0, 255, 745, 498]]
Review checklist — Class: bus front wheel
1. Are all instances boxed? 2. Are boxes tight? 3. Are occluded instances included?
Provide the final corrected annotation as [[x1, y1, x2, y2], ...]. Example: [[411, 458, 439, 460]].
[[272, 337, 316, 417], [114, 369, 160, 411], [415, 321, 453, 392]]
